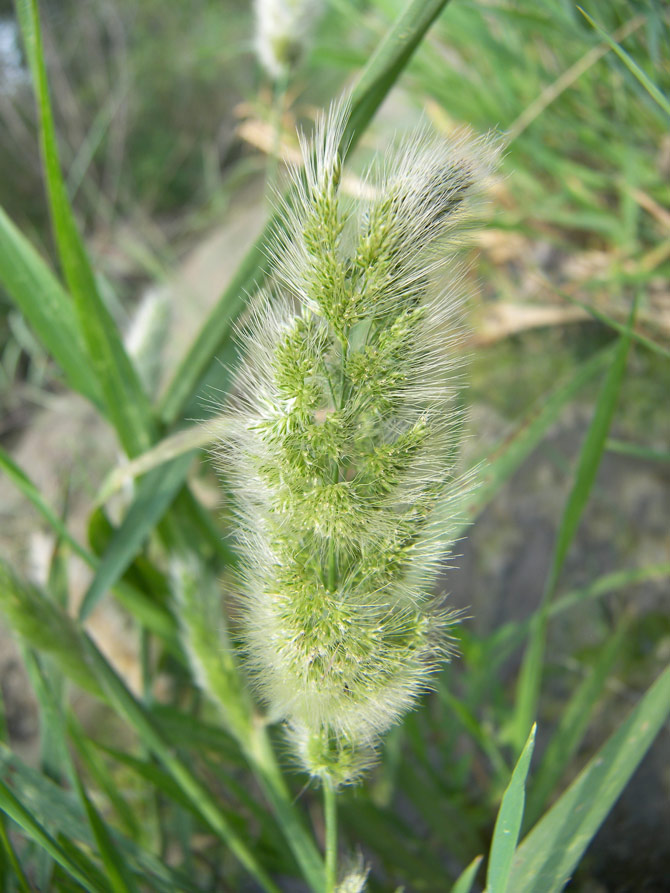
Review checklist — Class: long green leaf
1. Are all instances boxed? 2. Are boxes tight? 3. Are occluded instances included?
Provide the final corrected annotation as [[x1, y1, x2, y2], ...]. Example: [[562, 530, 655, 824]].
[[0, 447, 179, 646], [81, 634, 280, 893], [513, 319, 633, 751], [0, 446, 90, 564], [24, 651, 139, 893], [463, 344, 614, 524], [0, 816, 33, 893], [97, 419, 230, 502], [15, 0, 155, 457], [0, 204, 102, 408], [340, 0, 452, 152], [509, 664, 670, 893], [525, 621, 627, 827], [0, 745, 195, 893], [159, 0, 453, 426], [66, 716, 141, 843], [452, 855, 483, 893], [0, 778, 109, 892], [606, 438, 670, 463], [79, 451, 195, 620], [0, 562, 105, 701], [73, 774, 140, 893], [486, 725, 536, 893], [484, 563, 670, 671], [95, 741, 285, 867], [578, 8, 670, 117], [554, 287, 670, 360]]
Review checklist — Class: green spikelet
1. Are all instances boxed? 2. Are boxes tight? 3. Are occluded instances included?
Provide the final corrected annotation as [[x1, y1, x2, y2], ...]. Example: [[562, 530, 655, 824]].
[[220, 99, 494, 785], [171, 552, 252, 739], [0, 561, 104, 700]]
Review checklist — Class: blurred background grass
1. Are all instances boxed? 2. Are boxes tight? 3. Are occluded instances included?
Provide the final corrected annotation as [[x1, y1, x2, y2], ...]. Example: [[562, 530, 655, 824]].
[[1, 0, 668, 429], [0, 0, 668, 890]]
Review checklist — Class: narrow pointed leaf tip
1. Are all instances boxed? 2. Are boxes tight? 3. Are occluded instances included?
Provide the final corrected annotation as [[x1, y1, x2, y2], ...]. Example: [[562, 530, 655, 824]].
[[218, 97, 496, 784], [486, 724, 536, 893]]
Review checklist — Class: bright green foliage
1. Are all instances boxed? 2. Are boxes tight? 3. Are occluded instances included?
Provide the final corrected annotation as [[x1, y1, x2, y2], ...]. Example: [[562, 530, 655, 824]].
[[222, 101, 494, 784], [0, 561, 104, 701], [172, 553, 253, 740], [0, 0, 668, 890]]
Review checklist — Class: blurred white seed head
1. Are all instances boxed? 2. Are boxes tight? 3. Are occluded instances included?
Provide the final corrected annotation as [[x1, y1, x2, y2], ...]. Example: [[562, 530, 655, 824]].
[[336, 855, 369, 892], [219, 98, 497, 785], [254, 0, 324, 80]]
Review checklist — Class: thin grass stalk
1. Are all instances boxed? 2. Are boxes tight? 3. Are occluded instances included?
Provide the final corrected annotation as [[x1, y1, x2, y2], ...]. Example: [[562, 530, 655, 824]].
[[324, 778, 338, 892]]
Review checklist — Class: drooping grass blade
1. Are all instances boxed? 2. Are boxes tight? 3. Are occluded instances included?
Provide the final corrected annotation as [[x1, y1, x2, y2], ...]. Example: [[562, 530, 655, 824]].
[[578, 8, 670, 117], [509, 664, 670, 893], [513, 314, 633, 751], [524, 620, 628, 826], [0, 204, 103, 409], [15, 0, 155, 458], [486, 725, 536, 893]]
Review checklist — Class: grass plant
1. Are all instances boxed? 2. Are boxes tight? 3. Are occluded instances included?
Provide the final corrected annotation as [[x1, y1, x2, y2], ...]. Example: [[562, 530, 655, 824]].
[[0, 0, 668, 891]]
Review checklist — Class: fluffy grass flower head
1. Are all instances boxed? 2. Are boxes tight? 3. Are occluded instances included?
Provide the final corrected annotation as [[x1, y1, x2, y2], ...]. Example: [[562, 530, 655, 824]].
[[221, 99, 494, 785], [254, 0, 324, 80]]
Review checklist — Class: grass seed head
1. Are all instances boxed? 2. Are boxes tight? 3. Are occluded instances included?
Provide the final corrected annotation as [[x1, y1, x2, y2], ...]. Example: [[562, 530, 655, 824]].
[[254, 0, 324, 80], [220, 98, 495, 785]]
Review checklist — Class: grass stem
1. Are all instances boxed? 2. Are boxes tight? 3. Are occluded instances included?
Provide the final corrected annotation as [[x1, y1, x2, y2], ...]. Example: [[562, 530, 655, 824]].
[[323, 778, 338, 892]]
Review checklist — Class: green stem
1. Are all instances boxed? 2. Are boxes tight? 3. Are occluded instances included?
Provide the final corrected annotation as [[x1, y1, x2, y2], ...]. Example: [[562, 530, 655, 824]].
[[246, 723, 326, 892], [323, 777, 338, 892], [0, 815, 32, 893]]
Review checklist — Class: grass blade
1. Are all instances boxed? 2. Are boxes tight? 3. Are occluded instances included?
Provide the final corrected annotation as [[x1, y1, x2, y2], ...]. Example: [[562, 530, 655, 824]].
[[0, 448, 179, 646], [340, 0, 452, 152], [79, 452, 195, 620], [606, 438, 670, 463], [486, 725, 536, 893], [0, 816, 33, 893], [0, 747, 200, 893], [81, 634, 280, 893], [452, 855, 483, 893], [73, 774, 140, 893], [0, 745, 197, 892], [485, 563, 670, 668], [509, 664, 670, 893], [0, 204, 102, 408], [437, 685, 509, 780], [0, 778, 110, 892], [97, 419, 230, 502], [524, 621, 627, 827], [159, 0, 453, 427], [0, 446, 90, 565], [66, 716, 141, 843], [15, 0, 155, 457], [578, 8, 670, 117], [23, 650, 140, 892], [513, 318, 633, 751], [0, 562, 105, 701], [463, 344, 614, 524], [545, 280, 670, 361]]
